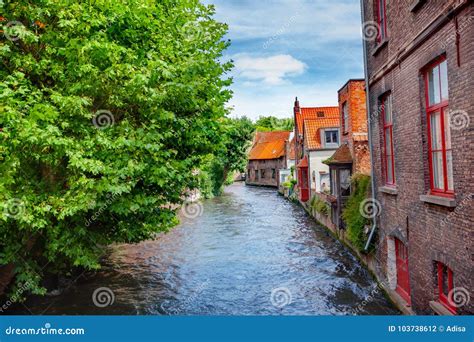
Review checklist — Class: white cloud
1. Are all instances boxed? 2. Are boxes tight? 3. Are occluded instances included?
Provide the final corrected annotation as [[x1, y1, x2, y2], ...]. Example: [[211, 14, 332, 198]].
[[232, 54, 307, 85]]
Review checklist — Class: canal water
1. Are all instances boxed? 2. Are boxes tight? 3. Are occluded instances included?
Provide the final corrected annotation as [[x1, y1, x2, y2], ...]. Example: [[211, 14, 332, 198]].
[[12, 183, 399, 315]]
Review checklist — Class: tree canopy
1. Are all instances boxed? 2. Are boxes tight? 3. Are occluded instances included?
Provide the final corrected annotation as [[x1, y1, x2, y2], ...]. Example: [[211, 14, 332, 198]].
[[0, 0, 235, 295], [254, 116, 293, 132]]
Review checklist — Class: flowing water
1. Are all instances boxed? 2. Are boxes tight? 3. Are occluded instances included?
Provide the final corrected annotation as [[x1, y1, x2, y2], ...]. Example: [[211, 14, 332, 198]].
[[12, 183, 399, 315]]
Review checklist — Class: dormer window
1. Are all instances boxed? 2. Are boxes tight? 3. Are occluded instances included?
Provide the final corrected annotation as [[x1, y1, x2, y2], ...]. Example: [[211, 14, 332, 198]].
[[317, 111, 325, 118], [322, 128, 339, 148]]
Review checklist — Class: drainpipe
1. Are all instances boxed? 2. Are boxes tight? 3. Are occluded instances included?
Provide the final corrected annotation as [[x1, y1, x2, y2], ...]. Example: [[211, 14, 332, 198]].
[[360, 0, 377, 252]]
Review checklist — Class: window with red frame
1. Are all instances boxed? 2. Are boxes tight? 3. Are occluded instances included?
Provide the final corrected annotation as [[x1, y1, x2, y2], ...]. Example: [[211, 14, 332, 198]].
[[437, 262, 456, 314], [381, 94, 395, 185], [425, 57, 453, 195], [376, 0, 387, 42]]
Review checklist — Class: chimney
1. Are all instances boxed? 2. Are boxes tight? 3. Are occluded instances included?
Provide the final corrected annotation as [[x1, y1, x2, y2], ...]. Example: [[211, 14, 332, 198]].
[[294, 97, 300, 114], [293, 97, 301, 167]]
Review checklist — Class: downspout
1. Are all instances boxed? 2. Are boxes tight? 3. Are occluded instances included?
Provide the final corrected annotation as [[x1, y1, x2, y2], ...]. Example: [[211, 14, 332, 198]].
[[360, 0, 377, 252]]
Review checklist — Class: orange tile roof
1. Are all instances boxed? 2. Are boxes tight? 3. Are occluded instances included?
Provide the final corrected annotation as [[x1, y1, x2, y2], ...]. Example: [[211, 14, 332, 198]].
[[248, 131, 291, 160], [303, 117, 341, 150], [295, 107, 339, 134]]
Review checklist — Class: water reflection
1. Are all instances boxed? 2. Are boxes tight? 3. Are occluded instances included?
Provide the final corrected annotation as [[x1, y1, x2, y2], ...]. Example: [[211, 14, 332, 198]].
[[11, 183, 399, 315]]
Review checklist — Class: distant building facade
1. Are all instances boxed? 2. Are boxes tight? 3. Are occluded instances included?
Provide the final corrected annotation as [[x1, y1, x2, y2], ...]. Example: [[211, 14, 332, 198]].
[[362, 0, 473, 314], [293, 99, 340, 201], [246, 131, 291, 187], [326, 79, 370, 229]]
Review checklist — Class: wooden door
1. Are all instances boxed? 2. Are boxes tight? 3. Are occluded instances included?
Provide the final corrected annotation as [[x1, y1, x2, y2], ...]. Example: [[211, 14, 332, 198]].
[[395, 238, 411, 304]]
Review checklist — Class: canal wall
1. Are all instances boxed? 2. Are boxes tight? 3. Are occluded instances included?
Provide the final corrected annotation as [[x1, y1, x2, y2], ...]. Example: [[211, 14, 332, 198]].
[[281, 190, 412, 315]]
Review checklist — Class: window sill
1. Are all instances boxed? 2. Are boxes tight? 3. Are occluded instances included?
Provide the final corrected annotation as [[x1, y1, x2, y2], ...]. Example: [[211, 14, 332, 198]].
[[429, 301, 454, 316], [410, 0, 426, 12], [372, 39, 388, 56], [379, 186, 398, 195], [420, 194, 456, 207]]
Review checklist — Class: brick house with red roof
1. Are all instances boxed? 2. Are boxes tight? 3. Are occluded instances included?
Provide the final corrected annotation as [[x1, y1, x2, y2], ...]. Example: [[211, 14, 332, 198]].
[[293, 99, 340, 201], [246, 131, 291, 187], [362, 0, 473, 314], [325, 79, 370, 229]]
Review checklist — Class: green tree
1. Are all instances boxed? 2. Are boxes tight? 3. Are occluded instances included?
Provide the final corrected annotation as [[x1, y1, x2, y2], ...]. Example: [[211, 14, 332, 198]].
[[0, 0, 232, 294], [199, 117, 254, 196], [255, 116, 293, 132]]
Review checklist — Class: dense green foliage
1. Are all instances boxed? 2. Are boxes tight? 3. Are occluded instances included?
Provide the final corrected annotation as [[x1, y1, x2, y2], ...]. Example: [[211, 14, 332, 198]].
[[310, 196, 329, 216], [254, 116, 293, 132], [199, 117, 254, 197], [342, 174, 371, 251], [0, 0, 234, 294]]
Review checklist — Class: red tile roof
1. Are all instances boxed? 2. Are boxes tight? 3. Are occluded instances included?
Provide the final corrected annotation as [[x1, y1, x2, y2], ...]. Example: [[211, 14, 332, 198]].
[[297, 155, 308, 168], [248, 131, 291, 160], [303, 117, 341, 150], [295, 107, 339, 134]]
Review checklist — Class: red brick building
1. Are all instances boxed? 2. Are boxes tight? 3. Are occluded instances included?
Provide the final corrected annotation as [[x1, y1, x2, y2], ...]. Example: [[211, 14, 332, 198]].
[[362, 0, 473, 314], [246, 131, 291, 187], [326, 79, 370, 229], [293, 99, 340, 201]]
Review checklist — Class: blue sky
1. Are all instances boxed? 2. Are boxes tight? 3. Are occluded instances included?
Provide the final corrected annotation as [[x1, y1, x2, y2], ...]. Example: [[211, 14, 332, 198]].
[[205, 0, 365, 120]]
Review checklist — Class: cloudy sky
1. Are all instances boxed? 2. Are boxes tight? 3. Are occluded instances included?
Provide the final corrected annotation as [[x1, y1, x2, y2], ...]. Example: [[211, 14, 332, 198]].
[[205, 0, 365, 120]]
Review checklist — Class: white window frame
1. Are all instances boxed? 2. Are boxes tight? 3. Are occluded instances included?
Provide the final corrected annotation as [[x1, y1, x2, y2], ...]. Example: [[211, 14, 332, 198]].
[[321, 128, 340, 148]]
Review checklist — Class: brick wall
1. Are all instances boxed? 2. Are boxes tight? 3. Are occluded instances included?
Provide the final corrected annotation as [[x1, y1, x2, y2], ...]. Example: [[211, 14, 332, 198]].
[[363, 0, 473, 314], [246, 158, 286, 187], [338, 80, 371, 175]]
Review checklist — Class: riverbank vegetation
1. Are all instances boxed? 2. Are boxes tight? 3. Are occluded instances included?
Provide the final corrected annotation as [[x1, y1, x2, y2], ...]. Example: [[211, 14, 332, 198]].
[[0, 0, 251, 296], [342, 174, 371, 252]]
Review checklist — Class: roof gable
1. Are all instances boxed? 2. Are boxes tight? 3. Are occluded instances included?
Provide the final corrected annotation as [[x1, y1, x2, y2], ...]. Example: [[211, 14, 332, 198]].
[[248, 131, 291, 160], [295, 106, 339, 134], [303, 117, 341, 150]]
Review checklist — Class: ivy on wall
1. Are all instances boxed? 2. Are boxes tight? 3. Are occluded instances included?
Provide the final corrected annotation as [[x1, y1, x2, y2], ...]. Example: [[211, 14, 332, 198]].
[[342, 174, 371, 252]]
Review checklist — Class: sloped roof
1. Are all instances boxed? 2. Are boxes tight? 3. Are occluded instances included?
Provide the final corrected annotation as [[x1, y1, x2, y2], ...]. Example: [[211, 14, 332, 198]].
[[295, 107, 339, 134], [303, 117, 341, 150], [288, 136, 296, 160], [297, 155, 308, 168], [324, 144, 353, 165], [248, 131, 291, 160]]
